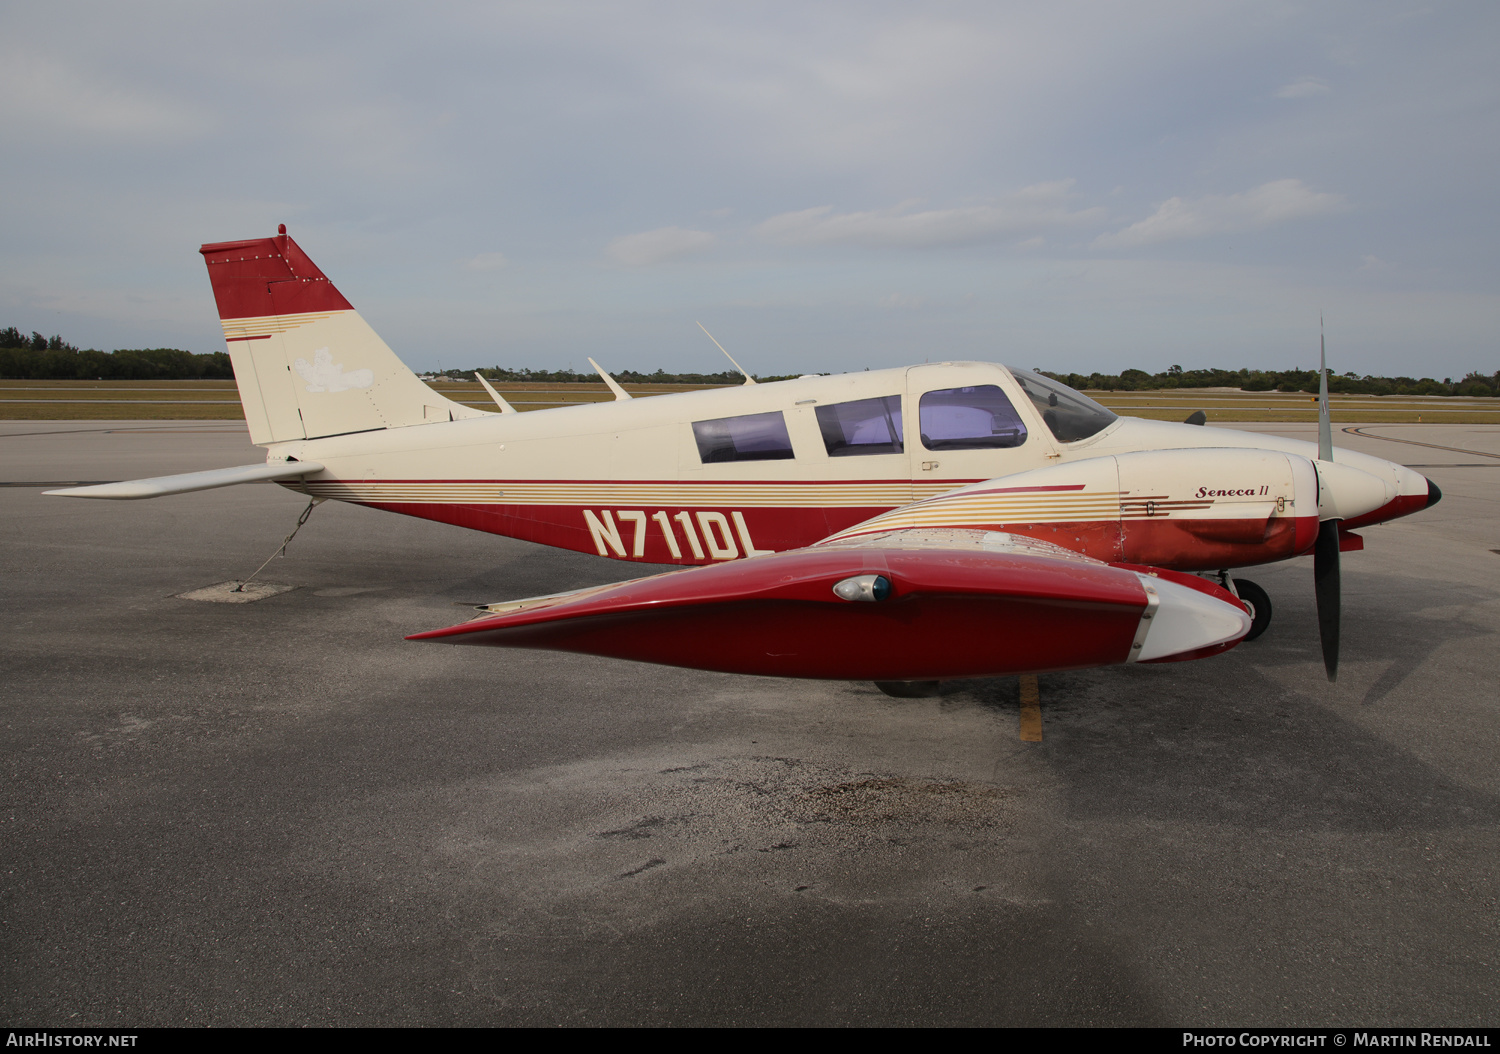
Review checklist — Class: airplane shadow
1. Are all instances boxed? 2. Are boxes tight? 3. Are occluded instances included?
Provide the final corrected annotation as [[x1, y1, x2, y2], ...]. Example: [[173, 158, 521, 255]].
[[935, 568, 1499, 836], [1222, 568, 1496, 710], [950, 681, 1496, 840], [427, 545, 1498, 838], [437, 547, 679, 606]]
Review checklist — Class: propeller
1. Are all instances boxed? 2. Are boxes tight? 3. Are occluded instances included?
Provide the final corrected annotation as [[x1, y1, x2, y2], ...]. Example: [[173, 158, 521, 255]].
[[1314, 517, 1340, 681], [1315, 318, 1340, 681]]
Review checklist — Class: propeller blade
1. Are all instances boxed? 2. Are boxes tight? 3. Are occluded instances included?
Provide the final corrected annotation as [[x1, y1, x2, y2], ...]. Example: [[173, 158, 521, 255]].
[[1314, 318, 1339, 680], [1314, 518, 1341, 681]]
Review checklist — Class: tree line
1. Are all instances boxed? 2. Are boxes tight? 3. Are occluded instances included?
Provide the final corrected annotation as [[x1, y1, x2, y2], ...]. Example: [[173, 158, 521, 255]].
[[456, 362, 1500, 396], [4, 327, 1496, 395], [0, 328, 233, 381], [1035, 365, 1500, 398]]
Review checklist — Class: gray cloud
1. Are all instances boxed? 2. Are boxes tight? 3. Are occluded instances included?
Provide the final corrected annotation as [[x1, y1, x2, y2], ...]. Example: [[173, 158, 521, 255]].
[[606, 227, 717, 266], [464, 252, 510, 271], [0, 54, 209, 139], [0, 3, 1495, 376], [757, 183, 1105, 249], [1093, 180, 1348, 249], [1276, 77, 1330, 99]]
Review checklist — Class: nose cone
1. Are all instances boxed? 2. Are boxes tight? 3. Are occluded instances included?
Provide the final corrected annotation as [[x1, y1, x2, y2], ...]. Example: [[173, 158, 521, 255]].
[[1426, 477, 1443, 509], [1316, 460, 1398, 521]]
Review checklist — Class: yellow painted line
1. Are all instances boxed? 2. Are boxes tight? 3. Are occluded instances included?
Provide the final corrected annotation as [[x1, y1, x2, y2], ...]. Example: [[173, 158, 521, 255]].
[[1019, 675, 1042, 742]]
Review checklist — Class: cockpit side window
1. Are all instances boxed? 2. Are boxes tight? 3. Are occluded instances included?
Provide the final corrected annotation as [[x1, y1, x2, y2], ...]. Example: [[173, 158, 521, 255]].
[[692, 411, 795, 463], [1007, 368, 1118, 442], [815, 395, 904, 457], [917, 385, 1028, 450]]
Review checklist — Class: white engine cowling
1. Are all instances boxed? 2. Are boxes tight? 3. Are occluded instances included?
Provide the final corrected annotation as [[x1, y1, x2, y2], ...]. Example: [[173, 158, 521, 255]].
[[829, 447, 1326, 571]]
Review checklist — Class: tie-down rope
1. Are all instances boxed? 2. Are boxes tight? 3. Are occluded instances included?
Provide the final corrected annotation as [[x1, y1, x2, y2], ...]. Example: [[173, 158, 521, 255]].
[[232, 497, 322, 592]]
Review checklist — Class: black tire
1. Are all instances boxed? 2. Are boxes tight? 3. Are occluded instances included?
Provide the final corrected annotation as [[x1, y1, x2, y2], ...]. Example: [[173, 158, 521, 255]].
[[1235, 578, 1272, 641], [874, 680, 942, 698]]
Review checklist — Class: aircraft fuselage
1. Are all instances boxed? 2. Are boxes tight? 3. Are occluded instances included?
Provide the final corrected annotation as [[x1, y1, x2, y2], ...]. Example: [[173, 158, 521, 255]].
[[265, 361, 1433, 572]]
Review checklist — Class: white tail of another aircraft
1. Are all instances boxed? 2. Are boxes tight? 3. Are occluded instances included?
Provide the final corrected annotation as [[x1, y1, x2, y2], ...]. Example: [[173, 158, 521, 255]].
[[200, 225, 487, 445]]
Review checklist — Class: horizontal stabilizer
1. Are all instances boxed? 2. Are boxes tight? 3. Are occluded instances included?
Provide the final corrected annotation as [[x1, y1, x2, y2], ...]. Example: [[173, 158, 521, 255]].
[[45, 461, 324, 500]]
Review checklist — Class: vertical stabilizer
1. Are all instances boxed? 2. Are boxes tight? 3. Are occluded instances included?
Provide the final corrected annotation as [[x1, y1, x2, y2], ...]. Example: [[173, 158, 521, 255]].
[[200, 226, 488, 445]]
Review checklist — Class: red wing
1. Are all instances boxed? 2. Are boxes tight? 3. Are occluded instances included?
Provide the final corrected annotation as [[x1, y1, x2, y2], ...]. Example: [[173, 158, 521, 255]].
[[408, 529, 1250, 680]]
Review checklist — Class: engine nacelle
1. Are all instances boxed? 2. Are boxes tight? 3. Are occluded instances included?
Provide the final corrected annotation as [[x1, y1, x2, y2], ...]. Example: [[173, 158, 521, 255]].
[[1114, 448, 1321, 569], [827, 448, 1325, 572]]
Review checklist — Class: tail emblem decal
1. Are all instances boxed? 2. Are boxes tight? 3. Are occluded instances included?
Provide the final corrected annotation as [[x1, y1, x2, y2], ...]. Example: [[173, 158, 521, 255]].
[[293, 348, 373, 392]]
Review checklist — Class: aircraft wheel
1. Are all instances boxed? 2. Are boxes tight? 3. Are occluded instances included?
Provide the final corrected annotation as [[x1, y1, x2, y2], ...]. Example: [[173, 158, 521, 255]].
[[1234, 579, 1272, 641], [874, 680, 942, 698]]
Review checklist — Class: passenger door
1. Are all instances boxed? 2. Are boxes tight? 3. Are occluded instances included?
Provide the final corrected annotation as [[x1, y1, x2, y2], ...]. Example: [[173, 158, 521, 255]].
[[905, 363, 1049, 497]]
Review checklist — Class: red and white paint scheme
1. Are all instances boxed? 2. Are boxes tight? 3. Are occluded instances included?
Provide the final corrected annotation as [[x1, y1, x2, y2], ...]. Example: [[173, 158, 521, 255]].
[[50, 228, 1441, 685]]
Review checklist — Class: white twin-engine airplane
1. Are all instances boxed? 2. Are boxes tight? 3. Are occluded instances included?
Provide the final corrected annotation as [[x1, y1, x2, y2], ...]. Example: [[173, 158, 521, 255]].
[[51, 227, 1440, 692]]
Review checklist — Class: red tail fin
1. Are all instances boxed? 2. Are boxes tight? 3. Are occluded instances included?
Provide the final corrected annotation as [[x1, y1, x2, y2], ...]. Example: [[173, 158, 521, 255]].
[[199, 227, 353, 320]]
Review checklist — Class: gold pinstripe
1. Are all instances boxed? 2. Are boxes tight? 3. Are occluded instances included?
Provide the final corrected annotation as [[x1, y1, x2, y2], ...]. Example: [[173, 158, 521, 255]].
[[913, 483, 963, 499], [822, 489, 1248, 541], [221, 310, 348, 340], [827, 499, 1123, 538], [297, 480, 924, 506]]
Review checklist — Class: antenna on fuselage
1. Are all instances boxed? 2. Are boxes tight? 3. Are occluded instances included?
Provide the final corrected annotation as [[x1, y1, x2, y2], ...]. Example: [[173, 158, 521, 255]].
[[696, 322, 756, 385], [474, 372, 516, 413], [587, 358, 632, 400]]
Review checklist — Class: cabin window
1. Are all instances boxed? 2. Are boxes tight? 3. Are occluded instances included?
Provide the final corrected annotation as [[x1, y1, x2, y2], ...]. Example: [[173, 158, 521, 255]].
[[918, 385, 1028, 450], [1007, 367, 1118, 442], [692, 411, 795, 463], [815, 395, 904, 457]]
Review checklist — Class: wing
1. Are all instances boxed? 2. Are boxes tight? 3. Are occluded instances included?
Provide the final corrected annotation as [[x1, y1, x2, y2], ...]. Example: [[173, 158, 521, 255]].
[[407, 527, 1251, 680]]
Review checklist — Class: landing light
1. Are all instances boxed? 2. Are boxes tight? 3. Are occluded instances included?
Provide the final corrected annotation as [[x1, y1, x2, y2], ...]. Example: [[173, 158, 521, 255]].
[[833, 574, 892, 602]]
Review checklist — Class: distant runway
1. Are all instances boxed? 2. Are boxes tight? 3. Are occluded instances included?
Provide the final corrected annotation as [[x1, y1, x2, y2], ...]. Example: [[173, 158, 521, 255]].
[[2, 420, 1496, 1026]]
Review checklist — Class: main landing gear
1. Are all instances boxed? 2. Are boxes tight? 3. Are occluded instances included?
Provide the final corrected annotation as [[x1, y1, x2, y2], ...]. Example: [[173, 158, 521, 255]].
[[1219, 574, 1272, 641]]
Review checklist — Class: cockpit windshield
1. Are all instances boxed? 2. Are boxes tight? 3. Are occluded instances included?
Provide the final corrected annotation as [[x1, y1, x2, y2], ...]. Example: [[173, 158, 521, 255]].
[[1007, 367, 1118, 442]]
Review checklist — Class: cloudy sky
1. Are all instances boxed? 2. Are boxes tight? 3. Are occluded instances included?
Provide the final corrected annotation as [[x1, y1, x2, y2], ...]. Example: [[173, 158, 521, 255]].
[[2, 1, 1496, 378]]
